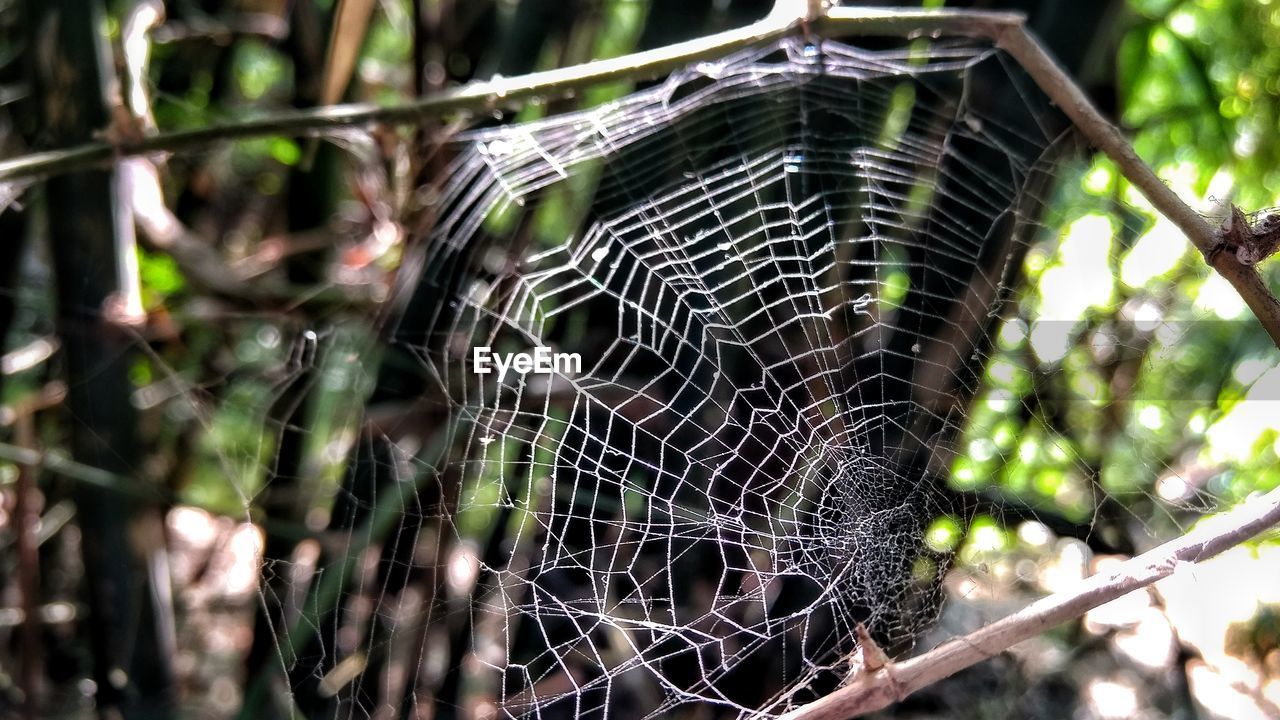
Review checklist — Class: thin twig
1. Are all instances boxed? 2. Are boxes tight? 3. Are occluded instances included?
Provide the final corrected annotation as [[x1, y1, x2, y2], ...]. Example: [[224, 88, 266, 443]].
[[7, 8, 1275, 340], [0, 17, 791, 181], [0, 8, 1023, 184], [776, 484, 1280, 720]]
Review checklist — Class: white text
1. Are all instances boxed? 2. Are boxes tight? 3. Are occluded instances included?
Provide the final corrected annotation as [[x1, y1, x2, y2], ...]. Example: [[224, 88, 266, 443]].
[[472, 346, 582, 382]]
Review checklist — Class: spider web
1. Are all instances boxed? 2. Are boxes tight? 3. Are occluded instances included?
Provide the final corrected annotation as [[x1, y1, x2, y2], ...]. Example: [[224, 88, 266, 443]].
[[5, 10, 1274, 720], [381, 36, 1070, 718]]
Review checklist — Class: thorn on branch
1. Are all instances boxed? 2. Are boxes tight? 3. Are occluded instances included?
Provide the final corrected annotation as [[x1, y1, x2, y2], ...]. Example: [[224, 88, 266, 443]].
[[846, 623, 903, 701], [1209, 204, 1280, 267]]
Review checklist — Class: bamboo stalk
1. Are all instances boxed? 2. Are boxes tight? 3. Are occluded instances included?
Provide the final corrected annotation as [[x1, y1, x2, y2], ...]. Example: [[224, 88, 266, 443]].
[[24, 1, 179, 713], [13, 414, 42, 718]]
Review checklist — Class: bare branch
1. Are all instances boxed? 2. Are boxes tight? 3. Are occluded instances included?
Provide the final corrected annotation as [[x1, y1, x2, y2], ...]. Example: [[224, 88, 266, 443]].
[[6, 9, 1275, 344], [988, 22, 1280, 349], [777, 484, 1280, 720], [0, 8, 1024, 184]]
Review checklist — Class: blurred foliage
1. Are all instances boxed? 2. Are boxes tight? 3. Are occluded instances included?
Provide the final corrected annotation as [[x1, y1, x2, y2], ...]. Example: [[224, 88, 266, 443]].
[[952, 0, 1280, 553]]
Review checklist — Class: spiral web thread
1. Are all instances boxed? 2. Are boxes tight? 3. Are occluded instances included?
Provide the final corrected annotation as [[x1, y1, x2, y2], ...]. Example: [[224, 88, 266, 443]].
[[396, 36, 1067, 718]]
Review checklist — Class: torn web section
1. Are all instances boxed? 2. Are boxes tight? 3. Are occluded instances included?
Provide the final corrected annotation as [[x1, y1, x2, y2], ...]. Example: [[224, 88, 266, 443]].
[[414, 35, 1068, 718]]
